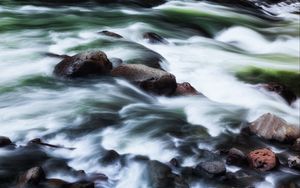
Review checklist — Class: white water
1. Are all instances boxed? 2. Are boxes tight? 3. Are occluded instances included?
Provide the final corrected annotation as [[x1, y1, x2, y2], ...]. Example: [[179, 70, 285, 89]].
[[0, 1, 299, 188]]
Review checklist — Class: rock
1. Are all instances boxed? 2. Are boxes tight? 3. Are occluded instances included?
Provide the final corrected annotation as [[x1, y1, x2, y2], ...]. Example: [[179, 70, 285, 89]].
[[0, 136, 12, 147], [143, 32, 168, 44], [175, 82, 200, 96], [292, 138, 300, 151], [262, 82, 297, 104], [99, 30, 123, 38], [169, 158, 181, 168], [42, 179, 94, 188], [195, 161, 226, 176], [249, 113, 300, 142], [28, 138, 75, 150], [226, 148, 247, 166], [95, 0, 166, 8], [99, 150, 120, 165], [247, 148, 277, 171], [111, 64, 177, 96], [146, 160, 189, 188], [18, 166, 46, 187], [288, 156, 300, 170], [53, 51, 112, 78]]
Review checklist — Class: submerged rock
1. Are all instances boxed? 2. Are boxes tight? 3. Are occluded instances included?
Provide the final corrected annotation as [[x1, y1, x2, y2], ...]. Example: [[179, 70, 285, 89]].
[[143, 32, 168, 44], [288, 156, 300, 170], [261, 82, 297, 104], [53, 51, 112, 78], [99, 150, 120, 165], [292, 138, 300, 151], [0, 136, 12, 147], [146, 160, 189, 188], [109, 57, 123, 68], [195, 160, 226, 176], [17, 166, 46, 187], [247, 148, 277, 171], [175, 82, 200, 96], [226, 148, 247, 166], [111, 64, 177, 96], [249, 113, 300, 142], [99, 30, 123, 39]]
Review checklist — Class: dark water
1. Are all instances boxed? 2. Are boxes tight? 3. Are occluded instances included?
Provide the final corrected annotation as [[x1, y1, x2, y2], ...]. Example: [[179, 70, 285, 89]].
[[0, 0, 299, 187]]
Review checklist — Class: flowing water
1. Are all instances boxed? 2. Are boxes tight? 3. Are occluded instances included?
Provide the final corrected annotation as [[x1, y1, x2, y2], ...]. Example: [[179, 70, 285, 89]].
[[0, 0, 299, 188]]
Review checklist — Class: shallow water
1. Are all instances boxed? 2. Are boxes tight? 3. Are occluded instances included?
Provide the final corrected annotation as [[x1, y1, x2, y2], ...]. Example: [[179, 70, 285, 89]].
[[0, 0, 299, 187]]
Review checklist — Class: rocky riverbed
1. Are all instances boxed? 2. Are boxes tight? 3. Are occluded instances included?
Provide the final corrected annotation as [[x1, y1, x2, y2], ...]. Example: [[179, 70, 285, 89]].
[[0, 0, 299, 187]]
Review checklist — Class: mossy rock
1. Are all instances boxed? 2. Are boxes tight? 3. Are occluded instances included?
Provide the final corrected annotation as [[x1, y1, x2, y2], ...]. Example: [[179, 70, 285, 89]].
[[236, 67, 300, 96]]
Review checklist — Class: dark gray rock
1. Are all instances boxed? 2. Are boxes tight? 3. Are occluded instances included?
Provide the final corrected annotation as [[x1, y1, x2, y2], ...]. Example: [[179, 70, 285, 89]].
[[288, 156, 300, 170], [146, 160, 189, 188], [54, 51, 112, 78], [195, 161, 226, 176], [111, 64, 177, 96], [226, 148, 247, 166], [0, 136, 12, 147], [143, 32, 168, 44], [99, 31, 123, 39], [17, 166, 46, 187]]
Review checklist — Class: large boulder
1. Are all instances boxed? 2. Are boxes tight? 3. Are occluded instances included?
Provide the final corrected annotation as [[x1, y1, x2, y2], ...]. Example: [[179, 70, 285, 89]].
[[111, 64, 177, 96], [249, 113, 300, 142], [53, 51, 112, 78], [247, 148, 277, 171]]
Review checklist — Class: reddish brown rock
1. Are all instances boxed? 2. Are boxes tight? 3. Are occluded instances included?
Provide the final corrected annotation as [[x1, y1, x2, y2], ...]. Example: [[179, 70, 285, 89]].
[[249, 113, 300, 142], [54, 51, 112, 78], [247, 148, 277, 171], [175, 82, 200, 96]]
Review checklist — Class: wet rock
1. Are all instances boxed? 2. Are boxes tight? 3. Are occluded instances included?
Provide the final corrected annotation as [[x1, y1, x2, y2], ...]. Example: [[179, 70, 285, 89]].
[[261, 82, 297, 104], [226, 148, 247, 166], [111, 64, 177, 96], [99, 150, 120, 165], [143, 32, 168, 44], [195, 160, 226, 176], [0, 136, 12, 147], [86, 173, 108, 182], [99, 30, 123, 38], [169, 158, 181, 168], [109, 57, 123, 68], [292, 138, 300, 151], [288, 156, 300, 170], [54, 51, 112, 78], [175, 82, 200, 96], [146, 160, 189, 188], [18, 166, 46, 187], [42, 179, 94, 188], [247, 148, 277, 171], [28, 138, 75, 150], [44, 52, 70, 59], [249, 113, 300, 142]]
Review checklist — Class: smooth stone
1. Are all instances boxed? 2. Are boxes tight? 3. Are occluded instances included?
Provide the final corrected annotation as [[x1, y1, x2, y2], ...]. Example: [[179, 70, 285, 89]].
[[111, 64, 177, 96], [195, 161, 226, 176], [249, 113, 300, 142], [175, 82, 200, 96]]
